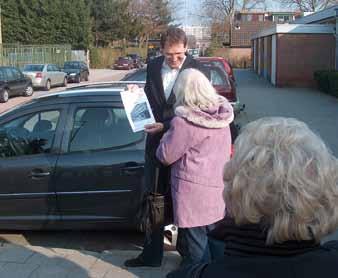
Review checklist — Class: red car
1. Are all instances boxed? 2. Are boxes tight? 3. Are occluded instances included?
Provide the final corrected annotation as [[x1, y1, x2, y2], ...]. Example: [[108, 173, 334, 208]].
[[197, 57, 241, 113], [197, 57, 235, 81], [113, 57, 134, 70]]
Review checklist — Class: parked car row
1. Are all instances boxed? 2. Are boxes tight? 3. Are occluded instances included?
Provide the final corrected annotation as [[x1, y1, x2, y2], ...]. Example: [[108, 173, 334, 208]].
[[0, 61, 90, 103], [113, 54, 144, 70]]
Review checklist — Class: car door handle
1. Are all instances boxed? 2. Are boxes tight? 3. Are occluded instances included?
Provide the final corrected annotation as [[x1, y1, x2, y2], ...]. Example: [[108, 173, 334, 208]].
[[121, 165, 144, 176], [30, 170, 50, 179]]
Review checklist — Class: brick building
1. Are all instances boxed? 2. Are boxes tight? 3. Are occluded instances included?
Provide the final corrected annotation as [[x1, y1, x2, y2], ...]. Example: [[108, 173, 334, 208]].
[[231, 11, 301, 47], [251, 5, 338, 87], [211, 10, 299, 68]]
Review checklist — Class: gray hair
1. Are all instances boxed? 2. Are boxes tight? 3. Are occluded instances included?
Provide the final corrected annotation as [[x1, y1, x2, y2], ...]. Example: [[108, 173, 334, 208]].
[[173, 68, 225, 110], [224, 117, 338, 244]]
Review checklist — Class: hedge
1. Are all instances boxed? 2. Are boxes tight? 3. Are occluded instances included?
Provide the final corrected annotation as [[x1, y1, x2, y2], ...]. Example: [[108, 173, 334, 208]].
[[314, 70, 338, 97]]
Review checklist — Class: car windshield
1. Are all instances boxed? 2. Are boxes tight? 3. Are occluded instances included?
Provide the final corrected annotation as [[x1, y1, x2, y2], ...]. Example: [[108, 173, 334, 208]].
[[64, 62, 79, 69], [200, 61, 227, 75], [23, 65, 44, 72]]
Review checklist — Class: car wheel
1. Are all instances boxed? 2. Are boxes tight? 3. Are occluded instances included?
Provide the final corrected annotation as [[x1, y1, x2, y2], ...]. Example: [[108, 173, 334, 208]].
[[75, 75, 81, 83], [23, 85, 33, 97], [45, 80, 51, 91], [0, 89, 9, 103], [62, 77, 67, 87]]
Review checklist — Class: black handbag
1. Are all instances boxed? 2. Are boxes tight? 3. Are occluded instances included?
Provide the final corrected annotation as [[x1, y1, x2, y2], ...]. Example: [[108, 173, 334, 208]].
[[138, 167, 172, 233]]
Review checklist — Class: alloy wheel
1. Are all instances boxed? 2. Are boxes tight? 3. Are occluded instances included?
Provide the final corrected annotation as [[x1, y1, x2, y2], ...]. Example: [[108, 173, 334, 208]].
[[45, 80, 51, 91], [24, 85, 33, 96], [0, 89, 9, 103]]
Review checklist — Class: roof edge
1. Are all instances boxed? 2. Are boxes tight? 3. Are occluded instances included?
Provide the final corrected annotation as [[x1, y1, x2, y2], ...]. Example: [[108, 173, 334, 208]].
[[293, 4, 338, 24], [251, 24, 335, 39]]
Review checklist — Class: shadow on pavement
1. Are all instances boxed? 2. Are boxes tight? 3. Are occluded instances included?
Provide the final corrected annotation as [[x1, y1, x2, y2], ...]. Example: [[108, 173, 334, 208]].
[[0, 240, 90, 277]]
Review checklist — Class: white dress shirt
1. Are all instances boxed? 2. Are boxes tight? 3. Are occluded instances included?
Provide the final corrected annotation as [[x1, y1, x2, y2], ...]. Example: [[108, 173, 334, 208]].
[[161, 57, 186, 100]]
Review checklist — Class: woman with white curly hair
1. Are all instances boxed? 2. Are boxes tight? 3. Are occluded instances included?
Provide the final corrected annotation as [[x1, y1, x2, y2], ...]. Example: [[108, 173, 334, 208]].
[[169, 117, 338, 278], [156, 68, 234, 268]]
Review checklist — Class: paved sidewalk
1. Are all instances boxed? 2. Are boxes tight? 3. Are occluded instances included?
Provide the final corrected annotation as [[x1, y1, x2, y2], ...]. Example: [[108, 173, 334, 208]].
[[0, 243, 180, 278]]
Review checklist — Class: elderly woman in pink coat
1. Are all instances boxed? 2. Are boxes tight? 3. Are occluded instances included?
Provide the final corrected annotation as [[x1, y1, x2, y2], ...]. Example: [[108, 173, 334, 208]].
[[156, 68, 234, 268]]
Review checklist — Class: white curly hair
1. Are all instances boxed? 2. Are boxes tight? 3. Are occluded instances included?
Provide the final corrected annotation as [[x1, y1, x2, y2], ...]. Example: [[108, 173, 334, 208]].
[[224, 117, 338, 244]]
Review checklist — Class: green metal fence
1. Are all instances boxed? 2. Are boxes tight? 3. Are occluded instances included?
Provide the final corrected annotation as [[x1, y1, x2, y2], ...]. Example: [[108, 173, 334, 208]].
[[0, 44, 72, 69]]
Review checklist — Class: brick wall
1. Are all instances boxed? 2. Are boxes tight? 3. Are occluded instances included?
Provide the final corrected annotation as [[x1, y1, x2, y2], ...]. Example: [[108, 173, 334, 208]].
[[276, 34, 335, 87]]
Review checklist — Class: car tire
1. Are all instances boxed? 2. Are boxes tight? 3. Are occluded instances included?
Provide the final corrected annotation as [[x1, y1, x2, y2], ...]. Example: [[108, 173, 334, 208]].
[[23, 85, 33, 97], [62, 77, 67, 87], [75, 75, 81, 83], [0, 89, 9, 103], [45, 80, 51, 91]]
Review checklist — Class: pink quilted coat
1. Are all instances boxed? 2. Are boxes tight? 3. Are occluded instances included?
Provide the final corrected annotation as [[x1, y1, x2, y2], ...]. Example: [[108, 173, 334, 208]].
[[156, 99, 234, 227]]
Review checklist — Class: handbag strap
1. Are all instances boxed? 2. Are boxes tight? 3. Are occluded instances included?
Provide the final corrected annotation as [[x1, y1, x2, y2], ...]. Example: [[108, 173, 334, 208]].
[[154, 167, 160, 193]]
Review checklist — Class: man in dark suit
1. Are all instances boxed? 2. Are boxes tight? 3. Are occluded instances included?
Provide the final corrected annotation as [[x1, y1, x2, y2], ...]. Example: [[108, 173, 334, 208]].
[[124, 27, 205, 267]]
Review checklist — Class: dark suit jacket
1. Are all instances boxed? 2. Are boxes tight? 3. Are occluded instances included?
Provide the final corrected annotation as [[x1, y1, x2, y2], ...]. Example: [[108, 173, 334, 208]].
[[144, 54, 204, 157]]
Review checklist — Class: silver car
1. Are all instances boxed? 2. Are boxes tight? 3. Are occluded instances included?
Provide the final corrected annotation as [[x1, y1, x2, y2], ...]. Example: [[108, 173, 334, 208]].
[[23, 64, 67, 91]]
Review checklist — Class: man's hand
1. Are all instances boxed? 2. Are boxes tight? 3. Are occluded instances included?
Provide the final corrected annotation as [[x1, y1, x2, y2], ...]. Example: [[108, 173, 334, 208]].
[[144, 123, 164, 134]]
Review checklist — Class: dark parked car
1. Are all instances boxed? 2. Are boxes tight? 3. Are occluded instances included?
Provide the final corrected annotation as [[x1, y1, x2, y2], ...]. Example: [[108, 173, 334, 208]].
[[127, 54, 144, 69], [0, 66, 33, 103], [0, 83, 146, 230], [113, 57, 134, 70], [63, 61, 89, 83]]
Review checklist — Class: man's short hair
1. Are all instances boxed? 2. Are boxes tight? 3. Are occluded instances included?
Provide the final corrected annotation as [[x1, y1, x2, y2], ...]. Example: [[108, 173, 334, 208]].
[[160, 27, 187, 48]]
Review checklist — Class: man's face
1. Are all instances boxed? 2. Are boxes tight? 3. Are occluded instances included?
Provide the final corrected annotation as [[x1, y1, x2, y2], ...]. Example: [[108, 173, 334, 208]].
[[162, 42, 187, 69]]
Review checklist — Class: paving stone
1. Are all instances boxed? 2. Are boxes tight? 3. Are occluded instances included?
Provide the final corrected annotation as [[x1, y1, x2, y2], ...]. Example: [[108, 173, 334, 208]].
[[162, 251, 180, 271], [0, 263, 38, 278], [50, 247, 76, 257], [0, 244, 35, 263], [87, 258, 114, 278], [103, 267, 140, 278], [63, 250, 98, 269], [29, 264, 81, 278]]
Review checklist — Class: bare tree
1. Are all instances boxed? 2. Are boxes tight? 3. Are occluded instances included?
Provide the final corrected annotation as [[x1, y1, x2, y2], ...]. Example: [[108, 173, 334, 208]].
[[202, 0, 266, 22], [128, 0, 174, 48], [202, 0, 266, 46], [280, 0, 336, 12]]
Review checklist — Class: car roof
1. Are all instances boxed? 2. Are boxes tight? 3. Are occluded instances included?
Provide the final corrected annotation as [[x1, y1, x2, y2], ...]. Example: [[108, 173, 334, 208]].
[[197, 57, 229, 62], [0, 81, 146, 117]]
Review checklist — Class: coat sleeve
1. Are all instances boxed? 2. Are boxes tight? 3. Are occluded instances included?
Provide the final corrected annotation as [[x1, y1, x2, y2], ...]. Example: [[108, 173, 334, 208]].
[[156, 117, 193, 166]]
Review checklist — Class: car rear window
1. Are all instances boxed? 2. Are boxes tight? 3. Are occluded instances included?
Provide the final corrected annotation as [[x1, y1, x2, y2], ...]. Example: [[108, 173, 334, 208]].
[[64, 62, 79, 69], [201, 61, 227, 75], [23, 65, 44, 72]]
